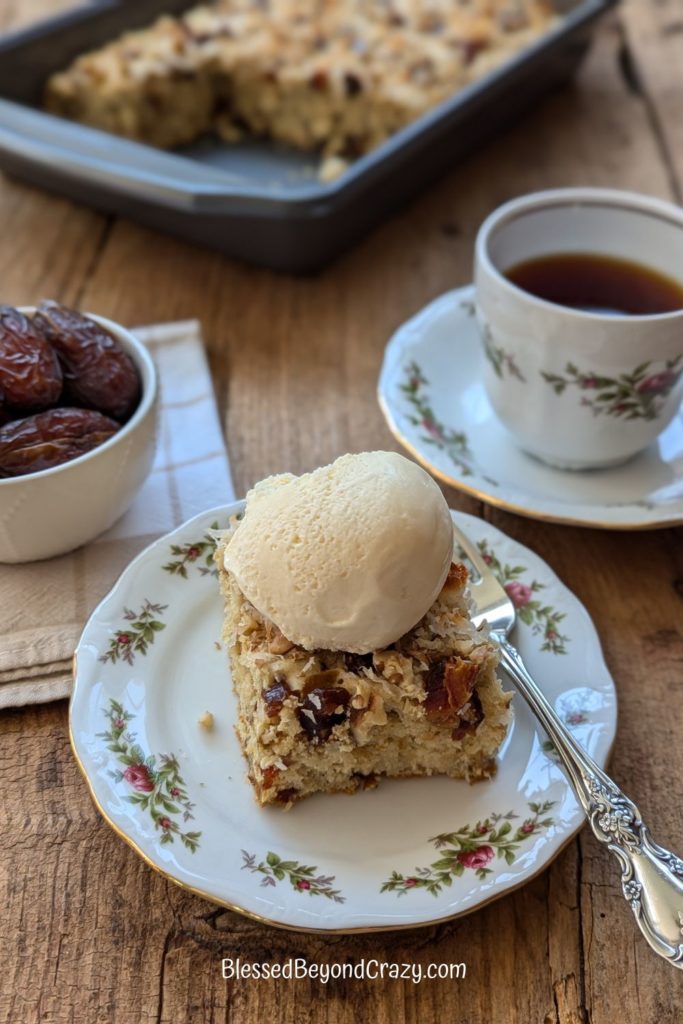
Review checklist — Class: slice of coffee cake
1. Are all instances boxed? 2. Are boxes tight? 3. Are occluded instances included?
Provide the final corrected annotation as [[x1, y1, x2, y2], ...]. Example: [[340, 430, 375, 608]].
[[216, 543, 511, 807]]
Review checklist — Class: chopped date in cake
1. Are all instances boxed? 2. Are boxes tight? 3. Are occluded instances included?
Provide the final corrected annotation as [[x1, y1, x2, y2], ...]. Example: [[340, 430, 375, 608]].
[[343, 651, 374, 674], [423, 657, 479, 724], [351, 772, 378, 790], [458, 37, 490, 66], [451, 691, 484, 740], [262, 679, 291, 718], [274, 787, 299, 804], [298, 687, 350, 744], [309, 69, 328, 91], [343, 72, 363, 96], [260, 764, 282, 790]]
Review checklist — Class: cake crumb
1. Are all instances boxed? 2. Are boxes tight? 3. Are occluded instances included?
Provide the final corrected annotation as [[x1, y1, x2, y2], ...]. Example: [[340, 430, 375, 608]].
[[198, 710, 215, 731], [319, 155, 348, 183]]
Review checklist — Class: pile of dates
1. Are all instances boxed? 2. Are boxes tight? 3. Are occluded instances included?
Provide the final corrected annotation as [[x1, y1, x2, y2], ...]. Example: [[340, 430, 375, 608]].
[[0, 301, 140, 477]]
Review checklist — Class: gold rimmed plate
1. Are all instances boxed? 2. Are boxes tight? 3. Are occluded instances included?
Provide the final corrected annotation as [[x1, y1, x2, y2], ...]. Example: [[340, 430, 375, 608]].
[[378, 286, 683, 529], [70, 502, 616, 932]]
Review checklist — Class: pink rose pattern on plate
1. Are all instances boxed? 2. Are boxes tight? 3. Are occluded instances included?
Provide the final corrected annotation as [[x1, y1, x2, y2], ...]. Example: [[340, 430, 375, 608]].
[[541, 355, 682, 421], [162, 520, 221, 579], [476, 539, 570, 655], [100, 600, 167, 666], [99, 699, 201, 852], [381, 801, 555, 894], [241, 850, 345, 902], [399, 360, 501, 485]]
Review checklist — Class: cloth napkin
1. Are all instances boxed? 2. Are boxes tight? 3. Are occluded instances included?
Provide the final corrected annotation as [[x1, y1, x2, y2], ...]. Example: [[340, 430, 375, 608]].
[[0, 320, 234, 710]]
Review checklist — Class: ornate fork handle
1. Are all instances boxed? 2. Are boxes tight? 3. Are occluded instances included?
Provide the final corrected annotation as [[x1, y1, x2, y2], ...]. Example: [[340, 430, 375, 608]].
[[499, 638, 683, 968]]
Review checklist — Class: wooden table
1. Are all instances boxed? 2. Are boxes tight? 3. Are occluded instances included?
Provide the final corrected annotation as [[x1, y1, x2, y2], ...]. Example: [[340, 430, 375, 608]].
[[1, 2, 682, 1021]]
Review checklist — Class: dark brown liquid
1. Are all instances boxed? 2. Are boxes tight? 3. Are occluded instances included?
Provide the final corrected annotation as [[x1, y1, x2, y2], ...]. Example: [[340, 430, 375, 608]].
[[505, 252, 683, 315]]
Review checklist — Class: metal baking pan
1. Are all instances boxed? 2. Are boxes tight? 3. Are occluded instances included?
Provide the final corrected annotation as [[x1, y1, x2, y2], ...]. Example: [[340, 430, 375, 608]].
[[0, 0, 616, 273]]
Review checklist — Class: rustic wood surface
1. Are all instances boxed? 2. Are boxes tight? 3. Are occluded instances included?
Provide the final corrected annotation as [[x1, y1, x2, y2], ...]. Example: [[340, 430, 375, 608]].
[[1, 1, 682, 1021]]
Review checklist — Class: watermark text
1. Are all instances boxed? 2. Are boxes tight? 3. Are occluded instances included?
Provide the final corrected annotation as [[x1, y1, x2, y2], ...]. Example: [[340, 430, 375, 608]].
[[222, 957, 466, 984]]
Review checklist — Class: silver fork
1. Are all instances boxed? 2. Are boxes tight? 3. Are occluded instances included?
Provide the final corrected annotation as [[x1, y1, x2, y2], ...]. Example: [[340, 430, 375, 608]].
[[452, 521, 683, 970]]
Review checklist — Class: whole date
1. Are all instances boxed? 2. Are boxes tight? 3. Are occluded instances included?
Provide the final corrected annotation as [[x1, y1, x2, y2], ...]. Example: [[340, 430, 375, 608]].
[[34, 300, 140, 422], [0, 305, 63, 413], [0, 408, 119, 477]]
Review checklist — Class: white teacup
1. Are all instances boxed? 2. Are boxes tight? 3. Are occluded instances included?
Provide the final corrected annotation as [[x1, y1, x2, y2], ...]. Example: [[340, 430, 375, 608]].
[[474, 188, 683, 469]]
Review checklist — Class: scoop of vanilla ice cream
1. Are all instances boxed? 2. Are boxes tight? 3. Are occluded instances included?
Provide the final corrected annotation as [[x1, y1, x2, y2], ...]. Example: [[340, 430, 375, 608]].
[[223, 451, 454, 653]]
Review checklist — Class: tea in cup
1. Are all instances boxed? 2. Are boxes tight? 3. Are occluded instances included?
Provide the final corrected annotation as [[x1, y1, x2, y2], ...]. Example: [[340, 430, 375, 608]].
[[474, 188, 683, 469]]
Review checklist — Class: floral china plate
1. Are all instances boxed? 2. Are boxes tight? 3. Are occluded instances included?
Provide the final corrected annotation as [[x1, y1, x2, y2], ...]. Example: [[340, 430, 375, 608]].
[[71, 502, 617, 933], [378, 286, 683, 529]]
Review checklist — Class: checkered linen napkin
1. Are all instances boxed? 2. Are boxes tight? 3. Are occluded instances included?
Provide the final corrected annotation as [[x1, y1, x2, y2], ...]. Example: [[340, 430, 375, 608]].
[[0, 320, 234, 709]]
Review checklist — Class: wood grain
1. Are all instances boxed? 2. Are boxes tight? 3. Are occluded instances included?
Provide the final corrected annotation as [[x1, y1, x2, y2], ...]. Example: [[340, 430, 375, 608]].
[[1, 1, 683, 1022]]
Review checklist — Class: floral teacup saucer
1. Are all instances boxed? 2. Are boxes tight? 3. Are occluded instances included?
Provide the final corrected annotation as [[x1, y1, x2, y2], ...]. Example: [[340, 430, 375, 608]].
[[71, 502, 616, 933], [378, 286, 683, 528]]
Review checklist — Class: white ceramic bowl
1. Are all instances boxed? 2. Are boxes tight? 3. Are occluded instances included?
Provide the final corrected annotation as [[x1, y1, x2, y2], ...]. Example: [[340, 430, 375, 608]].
[[0, 311, 157, 563]]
